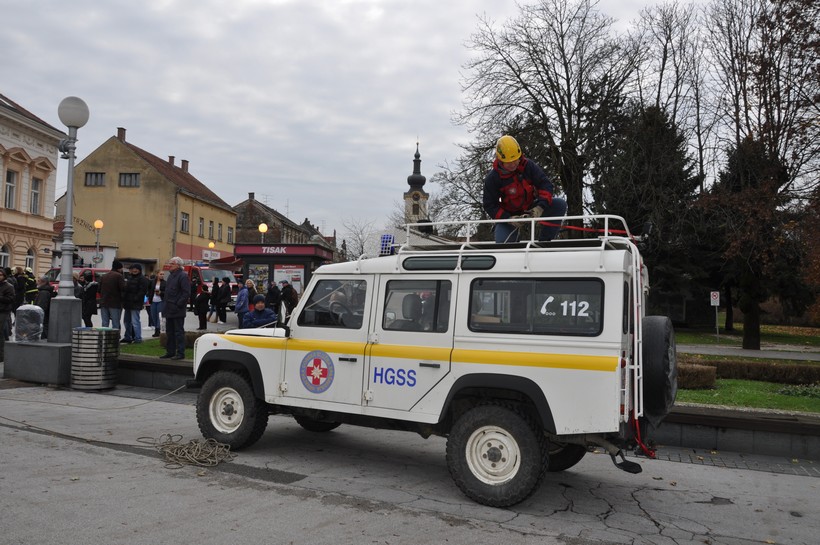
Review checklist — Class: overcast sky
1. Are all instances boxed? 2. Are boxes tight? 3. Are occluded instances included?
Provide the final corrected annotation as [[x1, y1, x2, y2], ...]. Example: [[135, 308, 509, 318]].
[[2, 0, 648, 240]]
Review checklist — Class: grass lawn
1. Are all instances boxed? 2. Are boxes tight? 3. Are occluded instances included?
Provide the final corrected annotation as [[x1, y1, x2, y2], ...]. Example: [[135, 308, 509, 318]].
[[677, 379, 820, 413], [118, 338, 187, 358]]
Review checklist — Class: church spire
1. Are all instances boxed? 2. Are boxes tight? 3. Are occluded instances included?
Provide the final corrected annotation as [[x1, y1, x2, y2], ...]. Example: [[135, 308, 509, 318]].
[[406, 142, 426, 191]]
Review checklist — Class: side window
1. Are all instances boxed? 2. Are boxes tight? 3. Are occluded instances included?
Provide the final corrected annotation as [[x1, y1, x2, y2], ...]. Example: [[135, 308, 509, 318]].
[[297, 279, 367, 329], [382, 279, 451, 333], [469, 278, 603, 336]]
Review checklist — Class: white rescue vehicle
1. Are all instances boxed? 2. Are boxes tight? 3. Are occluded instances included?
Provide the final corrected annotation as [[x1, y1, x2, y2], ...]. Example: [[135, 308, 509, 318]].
[[192, 215, 677, 506]]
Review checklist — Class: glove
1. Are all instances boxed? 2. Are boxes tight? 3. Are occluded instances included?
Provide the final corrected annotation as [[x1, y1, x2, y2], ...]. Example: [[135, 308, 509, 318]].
[[510, 214, 530, 229], [528, 205, 545, 218]]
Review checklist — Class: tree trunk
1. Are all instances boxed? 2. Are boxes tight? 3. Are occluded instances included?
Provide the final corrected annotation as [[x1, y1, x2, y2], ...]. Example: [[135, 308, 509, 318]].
[[742, 300, 761, 350], [724, 284, 735, 331]]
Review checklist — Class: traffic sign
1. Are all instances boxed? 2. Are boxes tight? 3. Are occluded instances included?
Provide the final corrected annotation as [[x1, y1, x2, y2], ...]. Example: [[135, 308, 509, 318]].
[[710, 291, 720, 307]]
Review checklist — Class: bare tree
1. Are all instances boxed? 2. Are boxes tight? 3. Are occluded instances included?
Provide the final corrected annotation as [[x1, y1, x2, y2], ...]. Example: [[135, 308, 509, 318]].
[[341, 217, 378, 260], [457, 0, 640, 218]]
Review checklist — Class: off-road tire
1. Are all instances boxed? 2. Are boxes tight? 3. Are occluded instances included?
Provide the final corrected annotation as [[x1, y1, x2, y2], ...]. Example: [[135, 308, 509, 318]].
[[547, 442, 587, 472], [642, 316, 678, 428], [197, 370, 268, 450], [446, 403, 548, 507], [294, 416, 341, 433]]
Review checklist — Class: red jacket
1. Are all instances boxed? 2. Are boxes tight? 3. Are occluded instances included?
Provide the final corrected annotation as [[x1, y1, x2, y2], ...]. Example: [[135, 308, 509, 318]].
[[483, 157, 555, 220]]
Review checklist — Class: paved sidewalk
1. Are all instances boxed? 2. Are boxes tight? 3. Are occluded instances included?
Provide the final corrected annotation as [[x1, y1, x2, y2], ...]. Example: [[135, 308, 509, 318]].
[[678, 343, 820, 361]]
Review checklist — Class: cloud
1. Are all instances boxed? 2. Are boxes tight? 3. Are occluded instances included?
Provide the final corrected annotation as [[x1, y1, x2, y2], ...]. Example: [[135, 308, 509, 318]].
[[2, 0, 650, 239]]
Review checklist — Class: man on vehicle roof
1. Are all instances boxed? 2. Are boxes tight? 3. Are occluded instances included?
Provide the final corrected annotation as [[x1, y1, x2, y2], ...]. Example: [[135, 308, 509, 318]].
[[483, 135, 567, 243]]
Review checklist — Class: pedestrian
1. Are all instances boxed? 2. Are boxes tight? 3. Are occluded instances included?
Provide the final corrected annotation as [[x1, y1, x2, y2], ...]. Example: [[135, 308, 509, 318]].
[[235, 281, 249, 327], [280, 280, 298, 319], [12, 266, 26, 313], [242, 294, 277, 328], [73, 272, 83, 299], [150, 271, 166, 338], [80, 270, 99, 327], [99, 260, 126, 332], [122, 264, 150, 344], [265, 280, 281, 315], [34, 276, 54, 339], [483, 135, 567, 243], [160, 256, 190, 360], [217, 276, 231, 324], [194, 284, 210, 330], [0, 269, 15, 359], [23, 267, 37, 304], [207, 278, 219, 323], [245, 279, 257, 309]]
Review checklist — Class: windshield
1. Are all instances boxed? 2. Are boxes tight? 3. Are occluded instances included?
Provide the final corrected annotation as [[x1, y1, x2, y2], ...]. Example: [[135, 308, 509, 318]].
[[44, 269, 61, 282], [201, 269, 237, 283]]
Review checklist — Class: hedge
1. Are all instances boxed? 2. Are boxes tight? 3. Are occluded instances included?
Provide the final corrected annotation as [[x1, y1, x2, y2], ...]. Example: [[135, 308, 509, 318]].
[[677, 355, 820, 385]]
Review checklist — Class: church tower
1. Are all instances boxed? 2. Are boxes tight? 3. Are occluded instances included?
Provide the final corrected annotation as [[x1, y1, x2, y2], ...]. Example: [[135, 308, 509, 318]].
[[403, 143, 429, 224]]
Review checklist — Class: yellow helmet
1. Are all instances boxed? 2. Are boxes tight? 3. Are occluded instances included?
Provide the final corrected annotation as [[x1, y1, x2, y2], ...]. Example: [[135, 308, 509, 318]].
[[495, 135, 522, 162]]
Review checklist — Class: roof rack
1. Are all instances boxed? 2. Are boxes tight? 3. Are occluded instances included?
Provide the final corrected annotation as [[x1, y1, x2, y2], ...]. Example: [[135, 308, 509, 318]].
[[383, 215, 640, 273]]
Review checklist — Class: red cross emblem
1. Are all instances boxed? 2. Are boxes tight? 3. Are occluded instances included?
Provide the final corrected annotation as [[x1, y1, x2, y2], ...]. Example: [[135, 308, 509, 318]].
[[306, 358, 328, 385]]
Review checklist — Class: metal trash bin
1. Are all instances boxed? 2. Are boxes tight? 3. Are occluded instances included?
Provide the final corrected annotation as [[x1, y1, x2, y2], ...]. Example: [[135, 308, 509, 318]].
[[71, 327, 119, 390]]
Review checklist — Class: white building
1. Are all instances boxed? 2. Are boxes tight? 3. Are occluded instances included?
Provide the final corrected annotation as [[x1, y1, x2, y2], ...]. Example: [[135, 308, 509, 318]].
[[0, 92, 64, 277]]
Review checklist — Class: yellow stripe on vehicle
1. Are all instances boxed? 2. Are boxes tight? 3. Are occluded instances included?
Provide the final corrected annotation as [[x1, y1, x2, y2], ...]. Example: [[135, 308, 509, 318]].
[[452, 349, 617, 372], [214, 336, 616, 372]]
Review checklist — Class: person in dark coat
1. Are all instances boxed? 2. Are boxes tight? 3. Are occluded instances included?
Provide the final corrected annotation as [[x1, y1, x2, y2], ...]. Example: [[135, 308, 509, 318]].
[[0, 269, 15, 356], [242, 294, 277, 328], [160, 256, 191, 360], [11, 267, 26, 311], [194, 284, 210, 330], [216, 277, 232, 324], [34, 276, 54, 339], [99, 260, 126, 332], [208, 278, 220, 323], [280, 280, 298, 319], [265, 281, 281, 315], [80, 270, 99, 327], [122, 264, 150, 344]]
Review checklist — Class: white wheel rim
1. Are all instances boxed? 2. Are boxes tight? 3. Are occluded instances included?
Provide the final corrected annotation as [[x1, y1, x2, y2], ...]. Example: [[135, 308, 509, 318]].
[[210, 386, 245, 434], [465, 425, 521, 485]]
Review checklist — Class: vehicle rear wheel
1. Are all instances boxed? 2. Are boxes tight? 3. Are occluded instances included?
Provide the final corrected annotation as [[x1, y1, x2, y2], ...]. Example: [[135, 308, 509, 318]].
[[196, 370, 268, 450], [642, 316, 678, 429], [446, 403, 548, 507], [294, 416, 341, 433], [547, 442, 587, 472]]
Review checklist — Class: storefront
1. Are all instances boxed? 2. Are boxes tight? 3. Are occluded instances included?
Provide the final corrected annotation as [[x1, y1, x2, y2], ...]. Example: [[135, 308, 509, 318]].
[[234, 244, 335, 295]]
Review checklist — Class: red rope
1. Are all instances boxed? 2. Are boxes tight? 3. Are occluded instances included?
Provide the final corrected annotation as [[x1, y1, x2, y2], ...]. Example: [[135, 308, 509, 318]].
[[537, 220, 631, 236]]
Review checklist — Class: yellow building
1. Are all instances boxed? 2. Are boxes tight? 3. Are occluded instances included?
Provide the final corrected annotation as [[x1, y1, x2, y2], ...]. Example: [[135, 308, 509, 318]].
[[0, 93, 65, 277], [64, 127, 235, 275]]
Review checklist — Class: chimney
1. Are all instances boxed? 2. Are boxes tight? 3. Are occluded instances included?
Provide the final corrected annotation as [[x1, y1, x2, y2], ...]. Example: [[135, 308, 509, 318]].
[[181, 159, 189, 173], [117, 127, 126, 141], [249, 192, 255, 201], [168, 155, 175, 166]]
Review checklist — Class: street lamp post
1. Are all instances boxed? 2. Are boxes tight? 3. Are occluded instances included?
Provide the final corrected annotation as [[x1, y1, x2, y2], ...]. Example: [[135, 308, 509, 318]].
[[258, 223, 268, 244], [93, 219, 104, 266], [207, 241, 215, 265], [51, 96, 89, 343]]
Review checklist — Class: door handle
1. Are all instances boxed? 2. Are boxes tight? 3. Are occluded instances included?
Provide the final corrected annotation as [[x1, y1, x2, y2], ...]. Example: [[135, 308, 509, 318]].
[[339, 356, 357, 363], [419, 362, 440, 368]]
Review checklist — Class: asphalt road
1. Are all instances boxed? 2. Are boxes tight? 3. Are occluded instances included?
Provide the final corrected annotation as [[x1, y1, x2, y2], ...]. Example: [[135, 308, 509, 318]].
[[0, 385, 817, 545]]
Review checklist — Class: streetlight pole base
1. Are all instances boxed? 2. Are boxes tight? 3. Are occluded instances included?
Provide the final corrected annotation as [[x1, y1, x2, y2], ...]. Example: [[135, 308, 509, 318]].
[[48, 297, 82, 344]]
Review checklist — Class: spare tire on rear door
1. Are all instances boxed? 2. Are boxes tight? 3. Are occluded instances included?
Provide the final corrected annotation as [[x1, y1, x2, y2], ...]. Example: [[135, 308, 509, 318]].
[[642, 316, 677, 429]]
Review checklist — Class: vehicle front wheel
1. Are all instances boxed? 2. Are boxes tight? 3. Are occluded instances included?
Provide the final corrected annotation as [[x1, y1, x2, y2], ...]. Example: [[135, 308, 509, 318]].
[[196, 370, 268, 450], [446, 404, 548, 507]]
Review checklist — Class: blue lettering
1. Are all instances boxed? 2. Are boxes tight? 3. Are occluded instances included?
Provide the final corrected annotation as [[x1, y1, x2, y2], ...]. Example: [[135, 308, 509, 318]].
[[372, 367, 416, 387]]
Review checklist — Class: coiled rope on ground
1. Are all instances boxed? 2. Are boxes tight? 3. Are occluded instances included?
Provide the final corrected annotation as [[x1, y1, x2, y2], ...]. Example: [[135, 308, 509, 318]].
[[138, 434, 235, 469]]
